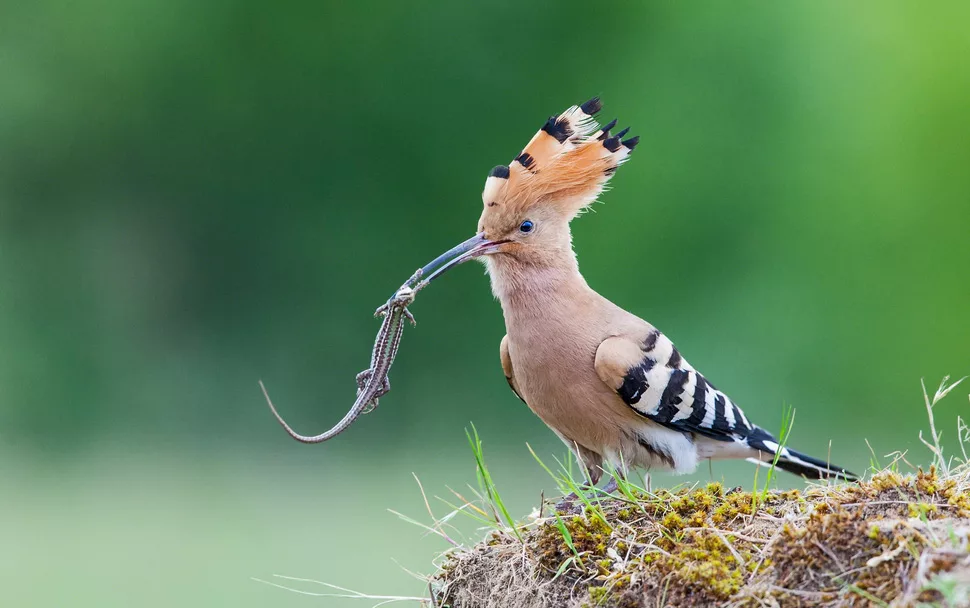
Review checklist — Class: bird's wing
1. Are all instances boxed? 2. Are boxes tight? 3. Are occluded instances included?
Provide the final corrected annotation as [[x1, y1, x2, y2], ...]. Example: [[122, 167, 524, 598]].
[[500, 334, 526, 404], [594, 331, 751, 442], [594, 330, 858, 480]]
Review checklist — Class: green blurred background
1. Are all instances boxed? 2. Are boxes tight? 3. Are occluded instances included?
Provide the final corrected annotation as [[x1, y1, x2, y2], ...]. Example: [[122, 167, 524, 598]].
[[2, 0, 968, 605]]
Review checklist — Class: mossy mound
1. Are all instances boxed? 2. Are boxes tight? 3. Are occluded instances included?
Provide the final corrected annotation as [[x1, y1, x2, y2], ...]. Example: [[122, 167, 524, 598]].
[[431, 469, 970, 607]]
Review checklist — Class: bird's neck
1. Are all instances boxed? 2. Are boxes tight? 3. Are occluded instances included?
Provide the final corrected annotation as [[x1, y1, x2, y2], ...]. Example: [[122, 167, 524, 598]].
[[485, 252, 595, 330]]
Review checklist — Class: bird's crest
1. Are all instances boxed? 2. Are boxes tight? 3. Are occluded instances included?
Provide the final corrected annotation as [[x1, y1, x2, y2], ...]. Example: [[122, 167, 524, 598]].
[[481, 97, 638, 219]]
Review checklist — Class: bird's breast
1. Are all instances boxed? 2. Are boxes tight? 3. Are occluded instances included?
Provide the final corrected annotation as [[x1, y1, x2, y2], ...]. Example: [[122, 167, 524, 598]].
[[505, 318, 632, 449]]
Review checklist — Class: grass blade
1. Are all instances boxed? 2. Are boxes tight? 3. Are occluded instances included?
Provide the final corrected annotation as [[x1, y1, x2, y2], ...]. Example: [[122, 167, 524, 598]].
[[466, 424, 522, 541]]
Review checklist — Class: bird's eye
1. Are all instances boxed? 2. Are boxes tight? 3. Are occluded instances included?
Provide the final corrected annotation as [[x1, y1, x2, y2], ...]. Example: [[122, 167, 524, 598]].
[[519, 220, 535, 233]]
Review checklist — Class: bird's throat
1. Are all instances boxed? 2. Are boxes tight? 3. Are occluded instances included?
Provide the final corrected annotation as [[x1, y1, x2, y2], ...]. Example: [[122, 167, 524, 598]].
[[484, 254, 591, 327]]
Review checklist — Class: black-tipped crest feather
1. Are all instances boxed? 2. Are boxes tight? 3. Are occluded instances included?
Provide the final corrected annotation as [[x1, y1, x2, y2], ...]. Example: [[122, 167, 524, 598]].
[[603, 136, 622, 153], [488, 164, 510, 179], [598, 118, 617, 139], [541, 115, 573, 143], [580, 96, 603, 115]]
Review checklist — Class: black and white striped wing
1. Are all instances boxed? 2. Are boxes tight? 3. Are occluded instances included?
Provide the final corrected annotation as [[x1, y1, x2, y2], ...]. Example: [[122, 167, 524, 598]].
[[595, 330, 858, 480], [607, 329, 753, 442]]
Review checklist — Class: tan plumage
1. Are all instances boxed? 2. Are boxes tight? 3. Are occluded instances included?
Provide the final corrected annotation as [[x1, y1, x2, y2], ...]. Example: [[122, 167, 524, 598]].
[[453, 98, 854, 487]]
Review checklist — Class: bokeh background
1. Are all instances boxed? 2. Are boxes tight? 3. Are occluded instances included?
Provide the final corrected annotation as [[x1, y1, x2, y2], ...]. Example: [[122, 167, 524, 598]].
[[2, 1, 968, 605]]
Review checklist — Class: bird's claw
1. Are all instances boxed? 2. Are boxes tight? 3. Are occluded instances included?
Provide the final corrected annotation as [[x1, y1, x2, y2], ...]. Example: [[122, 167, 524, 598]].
[[552, 479, 619, 514], [554, 493, 584, 515]]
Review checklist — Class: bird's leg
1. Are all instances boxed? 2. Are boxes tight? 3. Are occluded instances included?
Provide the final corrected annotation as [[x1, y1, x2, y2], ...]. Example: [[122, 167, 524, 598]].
[[554, 459, 606, 514], [600, 476, 619, 495]]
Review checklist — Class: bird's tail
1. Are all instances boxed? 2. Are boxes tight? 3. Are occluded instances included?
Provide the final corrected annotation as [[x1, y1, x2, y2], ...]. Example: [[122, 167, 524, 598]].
[[745, 428, 858, 481]]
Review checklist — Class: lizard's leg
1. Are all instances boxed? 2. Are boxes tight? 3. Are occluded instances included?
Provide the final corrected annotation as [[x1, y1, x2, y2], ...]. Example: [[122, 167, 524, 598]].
[[356, 369, 391, 413]]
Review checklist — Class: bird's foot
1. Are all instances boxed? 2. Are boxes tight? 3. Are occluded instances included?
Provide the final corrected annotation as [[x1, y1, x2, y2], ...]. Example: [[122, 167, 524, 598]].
[[554, 488, 607, 515], [553, 476, 626, 514], [554, 492, 583, 515]]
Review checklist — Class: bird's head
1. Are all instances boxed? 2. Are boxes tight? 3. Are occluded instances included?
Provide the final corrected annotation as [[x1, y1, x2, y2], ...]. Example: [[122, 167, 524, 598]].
[[415, 98, 638, 284]]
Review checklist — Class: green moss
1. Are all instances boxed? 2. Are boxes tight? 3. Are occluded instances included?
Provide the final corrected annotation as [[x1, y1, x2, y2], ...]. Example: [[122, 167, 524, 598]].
[[908, 501, 939, 518], [661, 511, 684, 531], [446, 469, 970, 608], [645, 530, 761, 602], [711, 502, 739, 525], [587, 585, 610, 605]]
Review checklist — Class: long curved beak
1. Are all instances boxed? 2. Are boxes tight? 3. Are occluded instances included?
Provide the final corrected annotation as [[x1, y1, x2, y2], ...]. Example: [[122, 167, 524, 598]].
[[415, 232, 504, 285]]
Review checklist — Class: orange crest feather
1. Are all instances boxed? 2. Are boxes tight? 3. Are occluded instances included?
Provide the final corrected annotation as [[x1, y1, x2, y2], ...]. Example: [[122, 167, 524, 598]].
[[481, 98, 639, 218]]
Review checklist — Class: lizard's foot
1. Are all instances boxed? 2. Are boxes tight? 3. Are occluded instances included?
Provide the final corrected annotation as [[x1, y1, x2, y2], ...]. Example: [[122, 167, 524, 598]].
[[356, 369, 390, 413]]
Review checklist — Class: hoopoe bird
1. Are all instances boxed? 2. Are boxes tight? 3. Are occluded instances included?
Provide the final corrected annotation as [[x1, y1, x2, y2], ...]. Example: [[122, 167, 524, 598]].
[[418, 98, 856, 491]]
